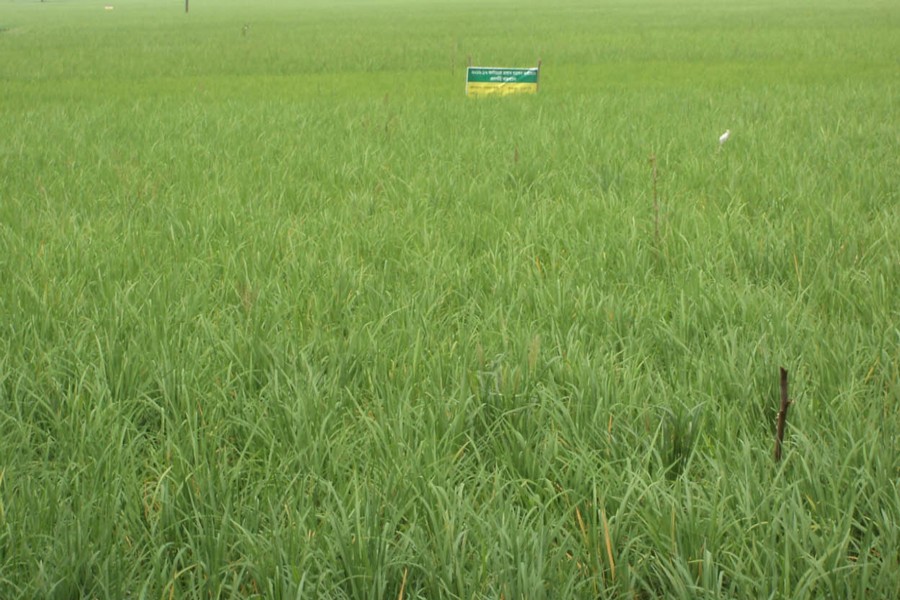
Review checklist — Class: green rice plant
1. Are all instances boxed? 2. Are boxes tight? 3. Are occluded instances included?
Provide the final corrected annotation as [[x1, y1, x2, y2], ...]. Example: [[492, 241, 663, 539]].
[[1, 0, 898, 597]]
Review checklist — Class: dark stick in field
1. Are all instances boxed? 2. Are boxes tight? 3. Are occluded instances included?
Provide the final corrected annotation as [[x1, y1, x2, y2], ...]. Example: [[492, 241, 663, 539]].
[[774, 367, 791, 462]]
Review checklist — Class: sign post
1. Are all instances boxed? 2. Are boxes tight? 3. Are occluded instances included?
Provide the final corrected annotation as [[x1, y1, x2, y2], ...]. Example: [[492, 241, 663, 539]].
[[466, 63, 541, 97]]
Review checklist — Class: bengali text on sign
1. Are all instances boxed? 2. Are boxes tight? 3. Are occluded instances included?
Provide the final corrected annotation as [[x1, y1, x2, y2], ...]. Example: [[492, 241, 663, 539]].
[[466, 66, 540, 97]]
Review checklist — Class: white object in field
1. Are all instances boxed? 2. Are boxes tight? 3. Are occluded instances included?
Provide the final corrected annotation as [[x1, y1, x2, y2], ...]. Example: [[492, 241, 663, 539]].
[[719, 129, 731, 145], [104, 5, 114, 10]]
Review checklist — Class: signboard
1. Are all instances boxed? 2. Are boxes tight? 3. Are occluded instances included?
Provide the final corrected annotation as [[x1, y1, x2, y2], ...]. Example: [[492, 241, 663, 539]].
[[466, 65, 540, 97]]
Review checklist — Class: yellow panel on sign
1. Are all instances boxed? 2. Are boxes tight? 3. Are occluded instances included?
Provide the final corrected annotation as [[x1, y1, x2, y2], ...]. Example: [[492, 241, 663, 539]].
[[466, 82, 538, 97]]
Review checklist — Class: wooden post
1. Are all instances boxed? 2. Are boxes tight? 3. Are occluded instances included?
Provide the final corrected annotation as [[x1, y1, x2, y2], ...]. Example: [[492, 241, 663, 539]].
[[774, 367, 791, 462], [185, 0, 189, 13]]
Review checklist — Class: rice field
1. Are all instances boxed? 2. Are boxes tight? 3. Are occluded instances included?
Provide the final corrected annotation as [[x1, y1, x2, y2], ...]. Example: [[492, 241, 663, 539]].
[[1, 0, 899, 597]]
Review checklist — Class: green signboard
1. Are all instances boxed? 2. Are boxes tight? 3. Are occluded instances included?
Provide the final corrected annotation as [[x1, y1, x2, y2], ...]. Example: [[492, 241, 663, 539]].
[[466, 66, 540, 97]]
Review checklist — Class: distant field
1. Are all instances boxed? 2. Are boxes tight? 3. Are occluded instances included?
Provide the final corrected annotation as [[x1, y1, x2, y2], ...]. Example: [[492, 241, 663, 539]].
[[1, 0, 898, 597]]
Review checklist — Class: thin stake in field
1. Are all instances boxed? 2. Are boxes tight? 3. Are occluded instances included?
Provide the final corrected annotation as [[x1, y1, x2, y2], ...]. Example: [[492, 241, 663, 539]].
[[774, 367, 791, 462]]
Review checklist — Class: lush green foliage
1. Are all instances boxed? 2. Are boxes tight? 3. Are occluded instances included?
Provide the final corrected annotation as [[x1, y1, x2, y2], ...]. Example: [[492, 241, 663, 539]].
[[1, 0, 898, 597]]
